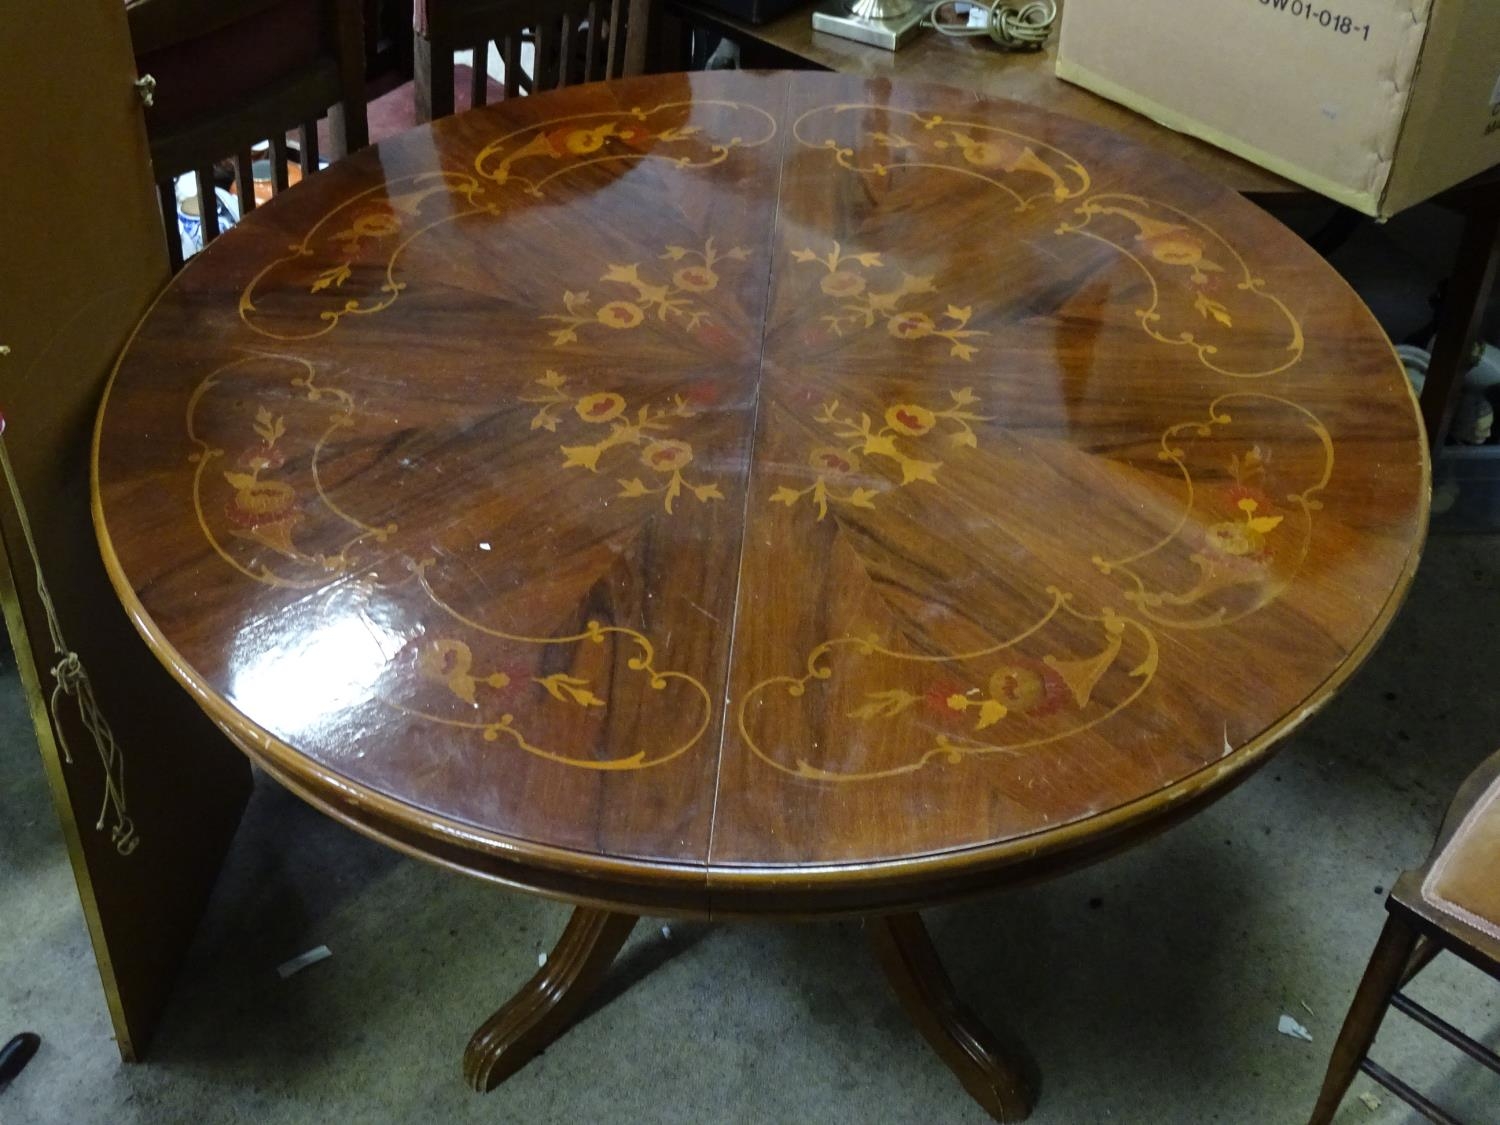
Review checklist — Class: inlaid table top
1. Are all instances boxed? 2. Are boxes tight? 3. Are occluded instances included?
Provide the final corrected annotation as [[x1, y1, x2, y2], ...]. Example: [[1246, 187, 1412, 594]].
[[95, 71, 1428, 918]]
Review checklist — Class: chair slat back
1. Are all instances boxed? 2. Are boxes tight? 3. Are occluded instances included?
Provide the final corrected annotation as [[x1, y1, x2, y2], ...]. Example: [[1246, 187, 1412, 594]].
[[126, 0, 368, 270], [417, 0, 650, 121]]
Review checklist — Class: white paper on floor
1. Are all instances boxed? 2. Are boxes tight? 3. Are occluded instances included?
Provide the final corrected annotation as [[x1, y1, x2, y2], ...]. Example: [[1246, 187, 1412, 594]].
[[1277, 1014, 1313, 1042], [277, 945, 332, 979]]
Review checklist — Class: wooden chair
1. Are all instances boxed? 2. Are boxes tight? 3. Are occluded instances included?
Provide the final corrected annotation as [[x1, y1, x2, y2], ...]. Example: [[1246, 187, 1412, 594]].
[[412, 0, 651, 122], [1309, 747, 1500, 1124], [127, 0, 370, 271]]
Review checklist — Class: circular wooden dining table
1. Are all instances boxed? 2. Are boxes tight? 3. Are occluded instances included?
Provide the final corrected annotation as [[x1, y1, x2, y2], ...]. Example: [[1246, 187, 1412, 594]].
[[94, 71, 1428, 1120]]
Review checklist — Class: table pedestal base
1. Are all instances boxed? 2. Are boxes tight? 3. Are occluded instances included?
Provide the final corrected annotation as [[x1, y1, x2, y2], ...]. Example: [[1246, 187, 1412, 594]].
[[464, 907, 1038, 1121], [463, 908, 638, 1092], [869, 913, 1038, 1122]]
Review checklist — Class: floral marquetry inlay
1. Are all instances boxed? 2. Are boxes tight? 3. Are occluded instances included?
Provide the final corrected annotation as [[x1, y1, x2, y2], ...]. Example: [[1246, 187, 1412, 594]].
[[792, 242, 987, 360], [793, 103, 1092, 210], [771, 390, 989, 520], [1092, 394, 1333, 630], [542, 239, 751, 346], [96, 75, 1426, 905], [521, 371, 724, 513], [471, 99, 779, 194], [366, 564, 714, 770], [738, 591, 1160, 782], [188, 353, 397, 589], [1057, 195, 1306, 378], [239, 172, 491, 340]]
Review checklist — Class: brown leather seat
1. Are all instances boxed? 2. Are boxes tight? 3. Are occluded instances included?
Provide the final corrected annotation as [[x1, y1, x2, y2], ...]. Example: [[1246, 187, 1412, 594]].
[[1422, 770, 1500, 942]]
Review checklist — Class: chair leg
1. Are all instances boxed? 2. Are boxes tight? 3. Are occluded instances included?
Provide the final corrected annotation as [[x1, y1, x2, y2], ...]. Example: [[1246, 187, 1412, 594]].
[[329, 0, 368, 155], [1308, 914, 1421, 1125], [414, 32, 455, 122], [1400, 933, 1442, 988], [156, 180, 184, 274], [1419, 195, 1500, 448]]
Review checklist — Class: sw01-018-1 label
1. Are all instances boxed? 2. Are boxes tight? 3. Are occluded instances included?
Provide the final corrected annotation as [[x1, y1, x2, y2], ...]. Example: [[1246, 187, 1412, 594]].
[[1258, 0, 1373, 41]]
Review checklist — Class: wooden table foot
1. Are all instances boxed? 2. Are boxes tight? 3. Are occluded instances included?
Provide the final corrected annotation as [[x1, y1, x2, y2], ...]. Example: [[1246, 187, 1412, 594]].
[[464, 907, 638, 1092], [870, 913, 1039, 1123]]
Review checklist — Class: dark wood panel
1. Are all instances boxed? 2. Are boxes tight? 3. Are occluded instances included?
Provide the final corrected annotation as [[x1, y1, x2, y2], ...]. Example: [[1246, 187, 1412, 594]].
[[1, 0, 252, 1058]]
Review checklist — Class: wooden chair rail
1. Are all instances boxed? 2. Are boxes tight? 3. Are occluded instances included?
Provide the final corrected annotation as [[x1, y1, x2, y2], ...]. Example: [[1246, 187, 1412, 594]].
[[130, 0, 368, 271], [144, 63, 347, 180], [414, 0, 649, 119], [126, 0, 312, 54], [1323, 940, 1500, 1125]]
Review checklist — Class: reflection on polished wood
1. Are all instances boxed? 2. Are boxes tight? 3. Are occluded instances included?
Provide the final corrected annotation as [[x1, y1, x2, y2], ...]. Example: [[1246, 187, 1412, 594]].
[[93, 71, 1426, 1119], [95, 70, 1426, 917], [665, 0, 1298, 197]]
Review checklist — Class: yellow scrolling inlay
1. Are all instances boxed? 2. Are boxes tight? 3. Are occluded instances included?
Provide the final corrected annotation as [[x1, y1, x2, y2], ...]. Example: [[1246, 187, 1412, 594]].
[[418, 637, 608, 710], [188, 352, 396, 589], [1056, 194, 1305, 379], [738, 588, 1159, 782], [238, 103, 774, 341], [472, 100, 779, 194], [370, 561, 714, 770], [793, 103, 1091, 211], [1093, 393, 1333, 629], [239, 172, 490, 341]]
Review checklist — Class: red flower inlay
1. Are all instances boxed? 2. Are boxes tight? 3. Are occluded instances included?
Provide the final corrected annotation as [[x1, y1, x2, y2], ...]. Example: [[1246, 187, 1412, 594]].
[[238, 443, 286, 472], [988, 660, 1067, 718], [923, 680, 967, 718], [1225, 484, 1271, 512]]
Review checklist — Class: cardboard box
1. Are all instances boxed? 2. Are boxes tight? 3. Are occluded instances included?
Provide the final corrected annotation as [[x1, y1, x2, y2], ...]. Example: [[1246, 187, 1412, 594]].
[[1056, 0, 1500, 217]]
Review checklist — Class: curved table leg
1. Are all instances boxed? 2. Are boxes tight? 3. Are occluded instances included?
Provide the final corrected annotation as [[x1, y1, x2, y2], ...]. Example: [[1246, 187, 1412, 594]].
[[870, 912, 1039, 1123], [464, 907, 638, 1092]]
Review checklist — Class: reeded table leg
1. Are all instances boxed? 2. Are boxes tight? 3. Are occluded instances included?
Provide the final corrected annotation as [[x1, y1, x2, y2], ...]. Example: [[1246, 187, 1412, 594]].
[[464, 907, 638, 1092], [870, 913, 1039, 1123]]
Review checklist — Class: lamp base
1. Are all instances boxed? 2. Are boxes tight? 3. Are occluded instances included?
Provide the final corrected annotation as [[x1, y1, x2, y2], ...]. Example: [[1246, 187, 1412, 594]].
[[811, 1, 928, 50]]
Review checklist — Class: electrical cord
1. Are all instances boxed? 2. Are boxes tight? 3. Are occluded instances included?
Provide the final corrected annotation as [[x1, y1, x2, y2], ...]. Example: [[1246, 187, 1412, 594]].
[[923, 0, 1057, 48]]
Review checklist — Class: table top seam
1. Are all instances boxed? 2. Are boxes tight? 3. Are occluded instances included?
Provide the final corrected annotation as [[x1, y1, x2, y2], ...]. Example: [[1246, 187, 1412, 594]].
[[704, 71, 796, 880]]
